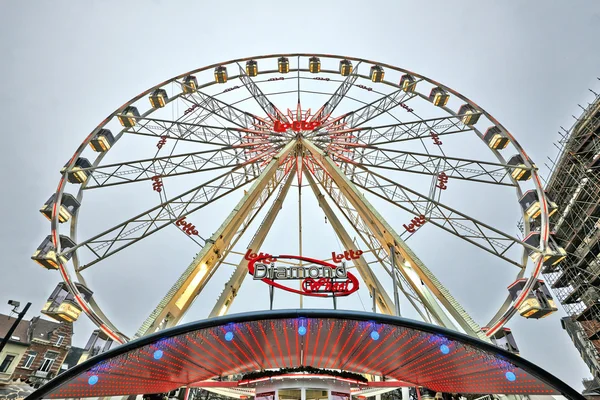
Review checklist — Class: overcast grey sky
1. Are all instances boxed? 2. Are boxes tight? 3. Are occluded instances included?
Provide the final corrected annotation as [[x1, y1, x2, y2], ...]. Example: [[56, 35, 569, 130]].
[[1, 0, 600, 392]]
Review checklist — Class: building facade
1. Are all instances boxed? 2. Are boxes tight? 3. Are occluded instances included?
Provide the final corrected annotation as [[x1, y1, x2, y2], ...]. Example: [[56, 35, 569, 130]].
[[0, 314, 73, 387], [0, 315, 30, 385], [544, 93, 600, 389]]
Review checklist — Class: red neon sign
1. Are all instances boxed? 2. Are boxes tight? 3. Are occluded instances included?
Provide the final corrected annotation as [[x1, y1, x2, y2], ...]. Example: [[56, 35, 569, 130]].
[[245, 249, 359, 297], [273, 120, 322, 133]]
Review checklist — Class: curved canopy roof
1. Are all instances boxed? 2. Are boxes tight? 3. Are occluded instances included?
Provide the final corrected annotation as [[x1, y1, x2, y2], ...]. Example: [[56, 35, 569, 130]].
[[28, 310, 583, 400]]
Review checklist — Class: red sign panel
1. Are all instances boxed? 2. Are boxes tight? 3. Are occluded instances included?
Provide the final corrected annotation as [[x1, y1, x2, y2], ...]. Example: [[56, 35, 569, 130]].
[[245, 250, 359, 297], [273, 120, 322, 133]]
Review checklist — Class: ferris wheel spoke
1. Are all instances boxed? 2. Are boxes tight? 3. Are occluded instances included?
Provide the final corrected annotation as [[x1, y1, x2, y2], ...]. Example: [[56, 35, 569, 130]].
[[325, 89, 417, 130], [70, 165, 262, 271], [183, 89, 269, 130], [81, 146, 273, 189], [349, 165, 535, 267], [236, 63, 288, 122], [325, 145, 517, 186], [308, 165, 452, 326], [310, 62, 362, 123], [125, 116, 260, 146], [316, 115, 473, 146]]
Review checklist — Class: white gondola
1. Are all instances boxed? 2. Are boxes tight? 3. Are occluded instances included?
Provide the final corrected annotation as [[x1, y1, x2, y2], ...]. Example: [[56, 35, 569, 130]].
[[483, 126, 510, 150], [339, 59, 353, 76], [370, 65, 384, 82], [508, 279, 558, 319], [399, 74, 416, 93], [214, 66, 228, 83], [182, 75, 198, 93], [40, 193, 80, 223], [278, 57, 290, 74], [32, 235, 76, 270], [246, 60, 258, 77], [41, 282, 93, 323], [149, 88, 168, 109], [118, 106, 140, 127], [309, 56, 321, 73], [89, 129, 115, 152], [429, 87, 449, 107], [60, 158, 92, 184]]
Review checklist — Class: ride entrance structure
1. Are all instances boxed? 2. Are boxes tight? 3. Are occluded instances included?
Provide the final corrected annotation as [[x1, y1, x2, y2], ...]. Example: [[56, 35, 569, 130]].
[[30, 54, 580, 399]]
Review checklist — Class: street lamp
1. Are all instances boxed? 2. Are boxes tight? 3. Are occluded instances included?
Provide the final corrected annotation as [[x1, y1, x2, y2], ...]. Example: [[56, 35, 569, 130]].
[[0, 300, 31, 354]]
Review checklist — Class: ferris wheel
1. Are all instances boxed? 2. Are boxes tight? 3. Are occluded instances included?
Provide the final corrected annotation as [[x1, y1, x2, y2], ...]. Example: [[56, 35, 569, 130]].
[[32, 54, 565, 350]]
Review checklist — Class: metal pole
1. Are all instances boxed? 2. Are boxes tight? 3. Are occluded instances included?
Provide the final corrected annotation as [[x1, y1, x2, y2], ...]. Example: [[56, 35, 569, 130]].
[[372, 286, 377, 313], [299, 179, 303, 309], [0, 302, 31, 354], [390, 246, 401, 316]]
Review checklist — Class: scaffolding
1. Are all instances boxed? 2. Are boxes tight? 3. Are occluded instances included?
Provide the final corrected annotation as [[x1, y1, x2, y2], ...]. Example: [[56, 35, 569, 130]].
[[544, 87, 600, 386]]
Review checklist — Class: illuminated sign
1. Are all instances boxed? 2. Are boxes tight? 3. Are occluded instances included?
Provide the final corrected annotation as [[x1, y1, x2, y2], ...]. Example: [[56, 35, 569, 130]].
[[273, 120, 322, 133], [245, 250, 359, 297]]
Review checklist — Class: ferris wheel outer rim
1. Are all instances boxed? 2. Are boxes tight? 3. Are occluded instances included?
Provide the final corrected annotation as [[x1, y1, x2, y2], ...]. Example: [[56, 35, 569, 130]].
[[47, 53, 550, 343]]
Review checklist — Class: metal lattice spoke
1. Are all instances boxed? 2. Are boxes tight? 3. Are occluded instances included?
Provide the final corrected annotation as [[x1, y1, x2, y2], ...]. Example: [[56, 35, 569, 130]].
[[348, 165, 536, 267], [323, 145, 518, 186], [70, 165, 261, 270], [236, 63, 287, 122], [310, 62, 362, 123], [331, 89, 417, 129], [316, 115, 473, 146], [125, 116, 258, 146], [309, 165, 432, 322], [185, 89, 268, 130], [82, 146, 275, 189]]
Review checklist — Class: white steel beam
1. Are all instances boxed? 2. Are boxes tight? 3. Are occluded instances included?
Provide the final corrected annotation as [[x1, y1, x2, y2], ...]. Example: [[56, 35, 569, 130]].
[[304, 171, 395, 315], [302, 139, 487, 341], [208, 168, 296, 318], [135, 141, 296, 338]]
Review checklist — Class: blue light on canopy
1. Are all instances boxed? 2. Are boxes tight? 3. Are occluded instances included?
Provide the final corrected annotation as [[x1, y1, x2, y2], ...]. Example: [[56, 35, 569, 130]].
[[370, 331, 380, 341], [153, 350, 163, 360], [505, 371, 517, 382], [88, 375, 99, 385], [225, 331, 234, 341], [440, 344, 450, 354], [298, 326, 307, 336]]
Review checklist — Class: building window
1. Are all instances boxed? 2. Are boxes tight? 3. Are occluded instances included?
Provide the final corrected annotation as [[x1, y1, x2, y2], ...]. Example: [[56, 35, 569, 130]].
[[39, 351, 59, 372], [0, 355, 15, 373], [55, 335, 65, 346], [23, 352, 37, 369]]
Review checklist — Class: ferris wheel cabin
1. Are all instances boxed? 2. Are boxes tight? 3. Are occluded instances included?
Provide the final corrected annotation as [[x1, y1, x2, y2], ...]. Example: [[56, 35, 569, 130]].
[[60, 157, 92, 184], [429, 87, 450, 107], [519, 190, 559, 220], [118, 105, 140, 127], [370, 65, 384, 82], [309, 56, 321, 73], [508, 279, 558, 319], [182, 75, 198, 93], [483, 126, 510, 150], [39, 192, 80, 223], [481, 326, 521, 355], [507, 154, 533, 181], [89, 128, 115, 152], [400, 74, 417, 93], [31, 235, 76, 270], [524, 231, 567, 267], [246, 60, 258, 77], [457, 104, 480, 125], [149, 88, 168, 109], [339, 59, 353, 76], [278, 57, 290, 74], [214, 66, 228, 83], [41, 282, 93, 323]]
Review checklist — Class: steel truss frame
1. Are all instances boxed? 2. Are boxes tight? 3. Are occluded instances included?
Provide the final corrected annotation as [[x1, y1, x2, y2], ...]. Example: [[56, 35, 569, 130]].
[[43, 54, 549, 349], [135, 142, 296, 336]]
